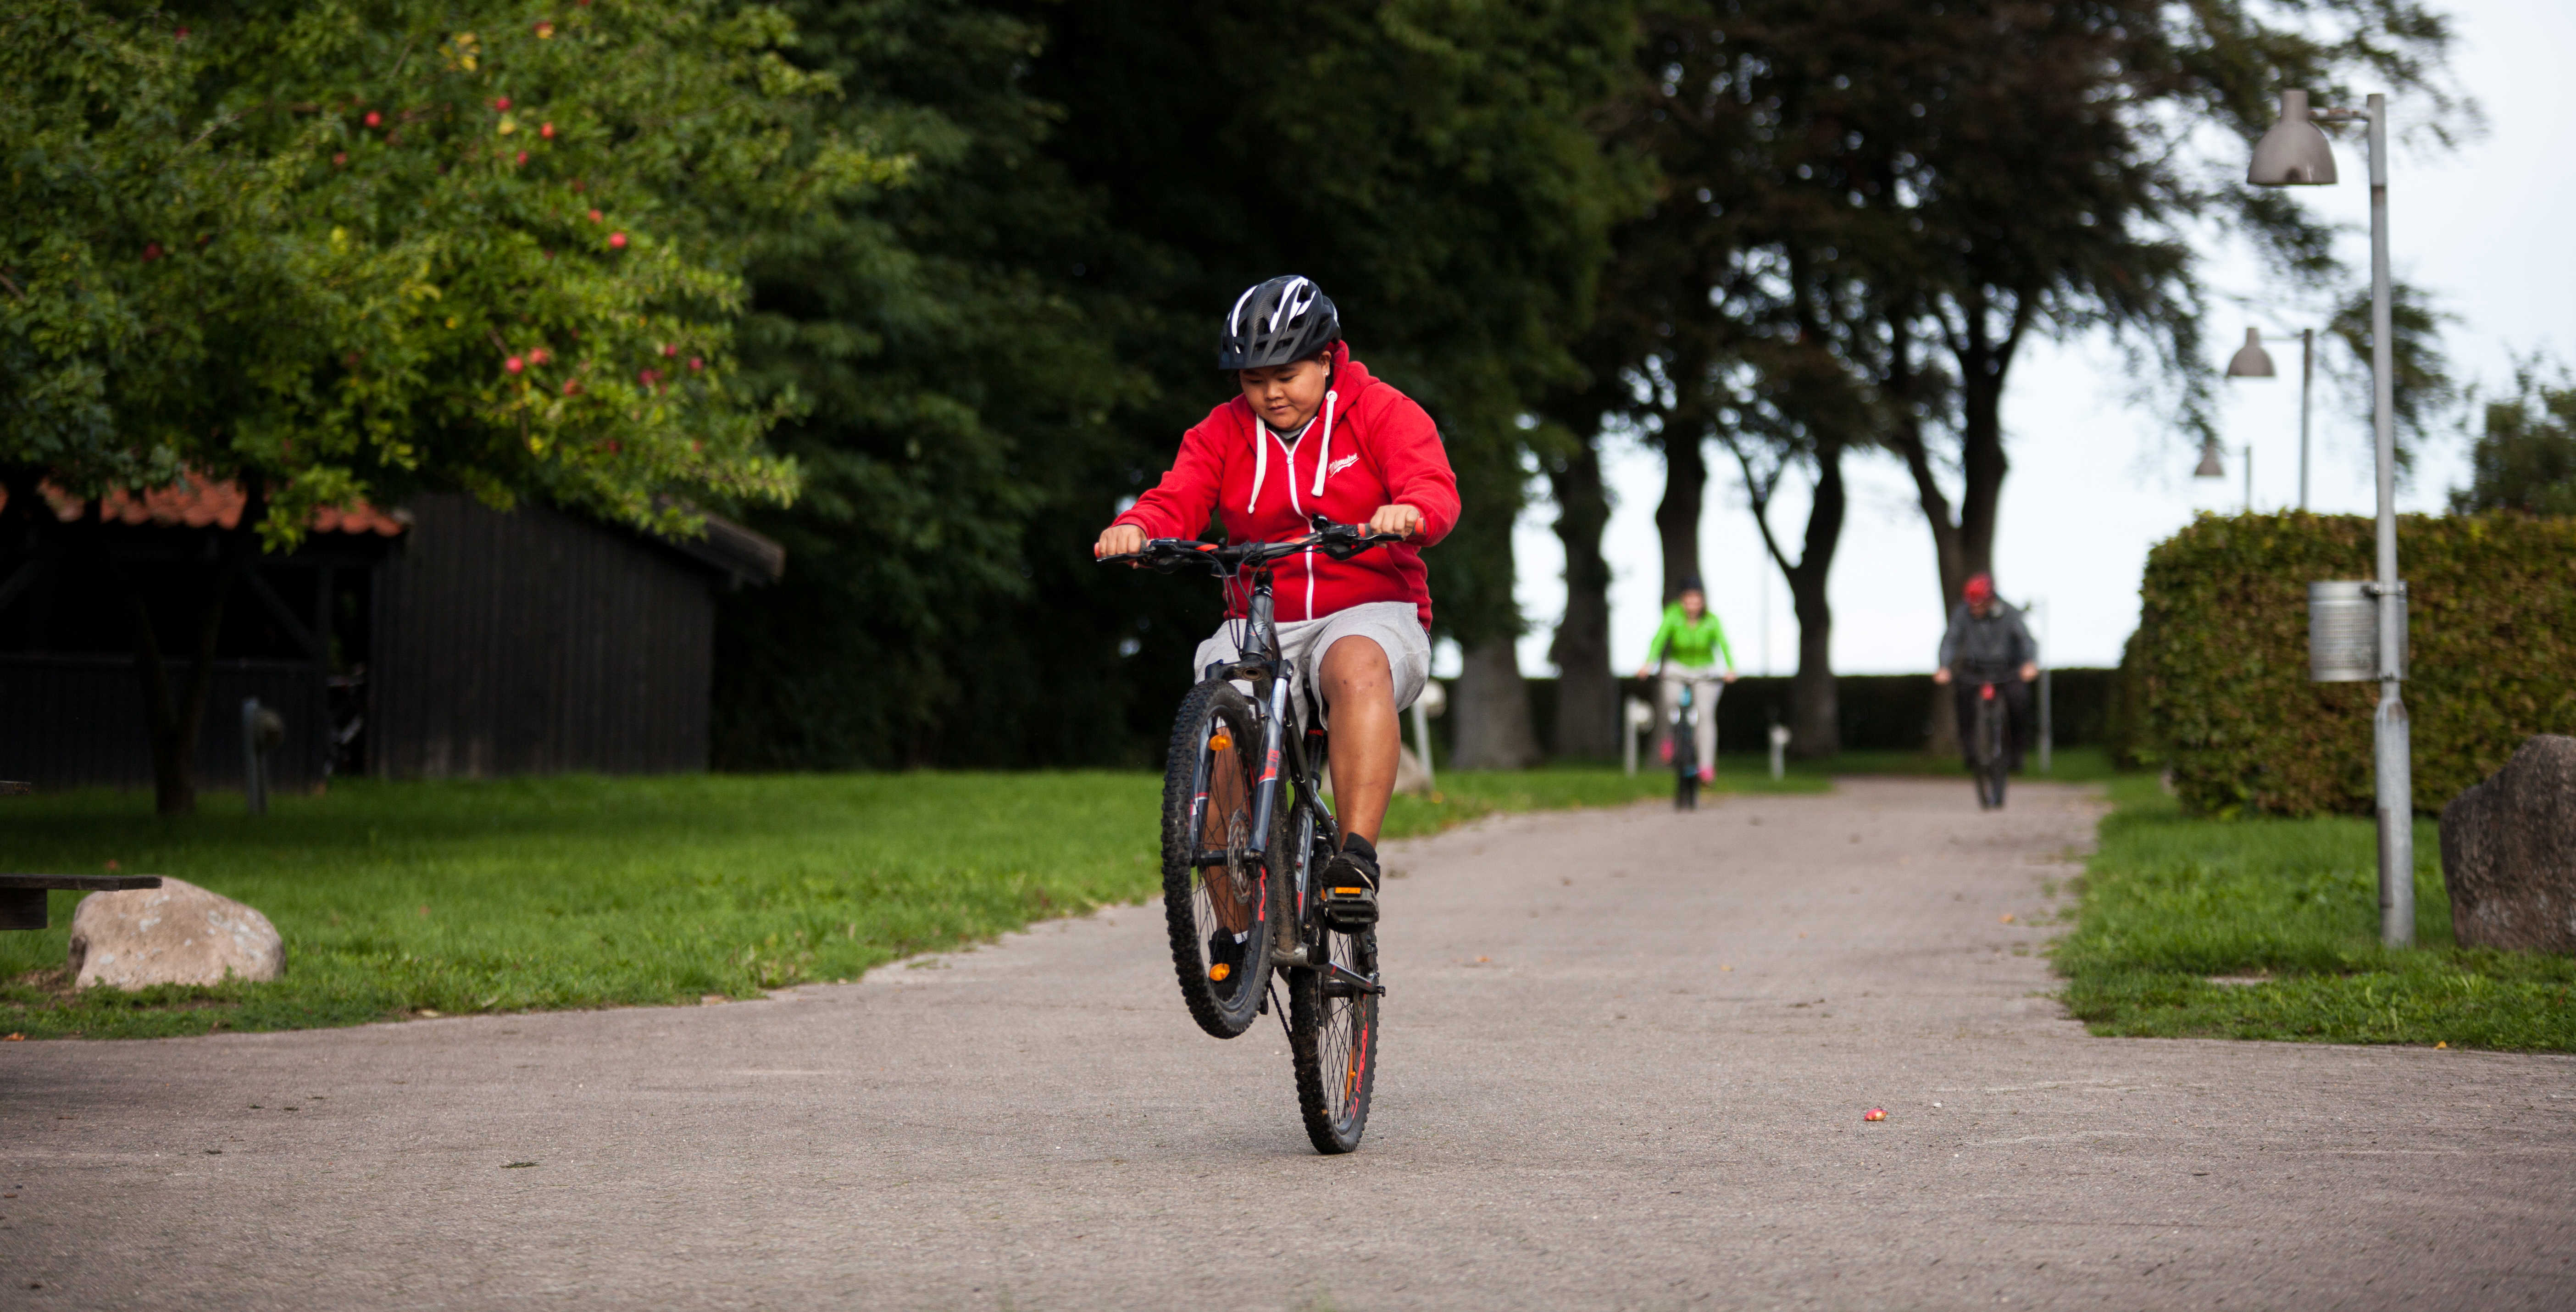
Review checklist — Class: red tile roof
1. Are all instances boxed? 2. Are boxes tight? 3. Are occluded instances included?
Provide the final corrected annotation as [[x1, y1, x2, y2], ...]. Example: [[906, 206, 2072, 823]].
[[0, 479, 408, 536]]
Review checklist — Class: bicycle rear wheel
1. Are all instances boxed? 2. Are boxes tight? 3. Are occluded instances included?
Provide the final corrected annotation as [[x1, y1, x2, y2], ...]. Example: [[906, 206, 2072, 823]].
[[1159, 678, 1277, 1039], [1289, 924, 1379, 1154]]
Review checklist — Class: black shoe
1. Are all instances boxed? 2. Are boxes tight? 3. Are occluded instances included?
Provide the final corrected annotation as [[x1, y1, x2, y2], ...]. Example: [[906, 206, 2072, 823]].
[[1206, 927, 1247, 986], [1319, 836, 1381, 928]]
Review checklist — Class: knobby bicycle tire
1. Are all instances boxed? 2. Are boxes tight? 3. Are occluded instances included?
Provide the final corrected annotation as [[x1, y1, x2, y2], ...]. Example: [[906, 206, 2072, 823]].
[[1672, 708, 1699, 811], [1159, 678, 1279, 1039], [1974, 693, 2009, 810], [1289, 923, 1379, 1154]]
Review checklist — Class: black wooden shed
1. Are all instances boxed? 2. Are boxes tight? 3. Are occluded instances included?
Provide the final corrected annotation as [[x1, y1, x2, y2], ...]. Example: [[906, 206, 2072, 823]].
[[0, 482, 782, 790]]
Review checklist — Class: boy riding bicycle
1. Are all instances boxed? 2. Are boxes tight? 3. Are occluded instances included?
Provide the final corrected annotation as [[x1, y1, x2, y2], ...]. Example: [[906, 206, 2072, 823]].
[[1094, 275, 1460, 926], [1634, 581, 1736, 784], [1933, 573, 2038, 770]]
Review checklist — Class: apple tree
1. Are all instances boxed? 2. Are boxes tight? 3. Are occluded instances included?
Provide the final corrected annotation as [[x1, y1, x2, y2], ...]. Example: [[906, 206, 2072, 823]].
[[0, 0, 893, 811]]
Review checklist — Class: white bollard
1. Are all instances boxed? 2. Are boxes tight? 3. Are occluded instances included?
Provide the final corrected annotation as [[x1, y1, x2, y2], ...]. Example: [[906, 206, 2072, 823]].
[[1623, 697, 1654, 777], [1767, 721, 1791, 782]]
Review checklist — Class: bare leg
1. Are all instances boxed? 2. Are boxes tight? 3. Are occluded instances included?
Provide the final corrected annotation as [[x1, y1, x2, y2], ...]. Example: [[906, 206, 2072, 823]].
[[1319, 634, 1399, 845]]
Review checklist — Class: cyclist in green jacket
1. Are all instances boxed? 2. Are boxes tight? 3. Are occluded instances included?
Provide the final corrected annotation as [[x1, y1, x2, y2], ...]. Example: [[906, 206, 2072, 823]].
[[1633, 580, 1737, 782]]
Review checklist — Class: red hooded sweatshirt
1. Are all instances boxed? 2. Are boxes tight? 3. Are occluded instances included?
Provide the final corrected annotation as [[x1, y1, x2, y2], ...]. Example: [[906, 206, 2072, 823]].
[[1112, 341, 1460, 629]]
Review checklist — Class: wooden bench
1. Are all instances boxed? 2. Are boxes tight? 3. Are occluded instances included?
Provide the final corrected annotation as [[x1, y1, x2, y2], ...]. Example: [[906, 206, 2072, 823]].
[[0, 784, 164, 929], [1, 874, 166, 931]]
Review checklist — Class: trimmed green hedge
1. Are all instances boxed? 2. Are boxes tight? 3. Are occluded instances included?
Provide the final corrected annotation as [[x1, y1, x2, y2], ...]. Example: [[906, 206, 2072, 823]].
[[2132, 511, 2576, 817]]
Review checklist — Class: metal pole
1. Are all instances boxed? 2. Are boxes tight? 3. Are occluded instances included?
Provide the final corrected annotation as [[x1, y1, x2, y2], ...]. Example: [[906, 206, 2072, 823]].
[[2298, 328, 2314, 511], [2365, 94, 2414, 949], [2244, 444, 2254, 512]]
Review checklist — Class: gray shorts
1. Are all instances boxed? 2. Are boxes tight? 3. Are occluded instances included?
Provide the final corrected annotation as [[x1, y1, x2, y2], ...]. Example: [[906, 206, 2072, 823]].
[[1191, 600, 1431, 729]]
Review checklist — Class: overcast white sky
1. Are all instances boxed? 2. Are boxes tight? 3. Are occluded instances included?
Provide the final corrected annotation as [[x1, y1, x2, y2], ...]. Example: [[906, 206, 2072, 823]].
[[1477, 0, 2572, 678]]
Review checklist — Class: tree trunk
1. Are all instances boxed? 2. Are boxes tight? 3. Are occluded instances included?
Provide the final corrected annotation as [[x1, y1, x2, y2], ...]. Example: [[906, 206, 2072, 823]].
[[1449, 637, 1542, 769], [114, 482, 261, 817], [1781, 437, 1848, 759], [1545, 436, 1617, 759], [1652, 431, 1705, 600], [129, 562, 234, 817], [1890, 291, 2027, 757]]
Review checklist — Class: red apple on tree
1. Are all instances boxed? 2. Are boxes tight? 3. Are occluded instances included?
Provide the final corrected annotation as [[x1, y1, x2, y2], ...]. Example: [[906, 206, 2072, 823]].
[[505, 356, 525, 374], [609, 232, 627, 250], [364, 111, 382, 127]]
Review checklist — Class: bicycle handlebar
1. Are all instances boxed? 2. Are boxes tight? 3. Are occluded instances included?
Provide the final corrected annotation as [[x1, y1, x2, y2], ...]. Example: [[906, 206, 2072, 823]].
[[1097, 515, 1407, 573]]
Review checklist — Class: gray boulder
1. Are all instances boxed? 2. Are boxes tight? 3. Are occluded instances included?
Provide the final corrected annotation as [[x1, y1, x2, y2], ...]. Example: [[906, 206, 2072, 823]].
[[68, 877, 286, 989], [2440, 734, 2576, 954]]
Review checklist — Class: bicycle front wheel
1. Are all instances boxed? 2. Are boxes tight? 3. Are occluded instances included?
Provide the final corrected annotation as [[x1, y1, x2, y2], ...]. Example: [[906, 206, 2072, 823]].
[[1159, 678, 1277, 1039], [1973, 695, 2007, 810], [1289, 925, 1379, 1154]]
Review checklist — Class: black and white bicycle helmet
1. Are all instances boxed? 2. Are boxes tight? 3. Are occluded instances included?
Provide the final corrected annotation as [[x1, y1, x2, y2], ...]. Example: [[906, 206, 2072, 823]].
[[1218, 275, 1340, 370]]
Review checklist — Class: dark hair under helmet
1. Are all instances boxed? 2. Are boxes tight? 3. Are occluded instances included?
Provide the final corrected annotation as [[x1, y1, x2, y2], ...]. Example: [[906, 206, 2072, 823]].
[[1219, 275, 1340, 370]]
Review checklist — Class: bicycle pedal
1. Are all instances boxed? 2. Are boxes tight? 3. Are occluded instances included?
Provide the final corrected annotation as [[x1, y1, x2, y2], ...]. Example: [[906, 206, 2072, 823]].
[[1319, 887, 1378, 927]]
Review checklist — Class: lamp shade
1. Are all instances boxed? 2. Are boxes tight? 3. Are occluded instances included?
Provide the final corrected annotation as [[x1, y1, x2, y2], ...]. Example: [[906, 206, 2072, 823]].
[[2248, 89, 2337, 186], [2226, 328, 2277, 378], [2193, 441, 2226, 479]]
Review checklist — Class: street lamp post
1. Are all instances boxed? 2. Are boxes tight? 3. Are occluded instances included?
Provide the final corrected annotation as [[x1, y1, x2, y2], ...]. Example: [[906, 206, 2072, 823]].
[[2248, 88, 2412, 948], [2223, 326, 2317, 510]]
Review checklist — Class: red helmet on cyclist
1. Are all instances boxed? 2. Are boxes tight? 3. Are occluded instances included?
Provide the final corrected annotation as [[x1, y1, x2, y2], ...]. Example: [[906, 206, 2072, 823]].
[[1963, 573, 1995, 606]]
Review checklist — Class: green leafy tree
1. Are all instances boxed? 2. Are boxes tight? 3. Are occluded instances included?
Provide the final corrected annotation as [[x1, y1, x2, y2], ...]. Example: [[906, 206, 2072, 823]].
[[2325, 280, 2459, 476], [711, 0, 1148, 768], [1028, 0, 1647, 768], [1, 0, 871, 810], [1577, 0, 2465, 756], [2452, 357, 2576, 516]]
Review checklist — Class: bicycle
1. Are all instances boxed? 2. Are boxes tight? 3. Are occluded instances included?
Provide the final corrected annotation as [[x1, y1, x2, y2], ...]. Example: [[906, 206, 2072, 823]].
[[1668, 678, 1718, 811], [1100, 515, 1403, 1155], [1969, 678, 2009, 811]]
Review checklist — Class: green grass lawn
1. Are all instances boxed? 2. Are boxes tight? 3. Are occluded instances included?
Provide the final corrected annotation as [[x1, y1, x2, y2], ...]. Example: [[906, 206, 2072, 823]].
[[2057, 775, 2576, 1051], [0, 764, 1813, 1040]]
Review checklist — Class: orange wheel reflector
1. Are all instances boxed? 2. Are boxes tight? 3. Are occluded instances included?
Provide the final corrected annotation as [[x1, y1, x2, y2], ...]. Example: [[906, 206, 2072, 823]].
[[1209, 732, 1233, 752], [1208, 962, 1232, 982], [1331, 887, 1366, 896]]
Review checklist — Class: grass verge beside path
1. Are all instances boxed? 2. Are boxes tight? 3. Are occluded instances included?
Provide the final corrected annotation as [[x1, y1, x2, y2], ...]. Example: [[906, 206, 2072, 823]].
[[2060, 775, 2576, 1052], [0, 765, 1809, 1040]]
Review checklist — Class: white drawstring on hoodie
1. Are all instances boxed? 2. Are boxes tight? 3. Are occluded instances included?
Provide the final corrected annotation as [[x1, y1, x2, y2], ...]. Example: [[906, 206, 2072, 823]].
[[1240, 389, 1341, 619], [1243, 389, 1341, 512]]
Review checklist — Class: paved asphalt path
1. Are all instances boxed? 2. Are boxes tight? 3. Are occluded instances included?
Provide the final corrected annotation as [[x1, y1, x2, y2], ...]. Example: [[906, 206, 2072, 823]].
[[4, 778, 2571, 1310]]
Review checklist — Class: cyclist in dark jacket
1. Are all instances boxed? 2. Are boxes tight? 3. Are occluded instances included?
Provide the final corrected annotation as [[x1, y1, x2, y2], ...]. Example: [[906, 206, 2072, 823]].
[[1934, 573, 2038, 769]]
